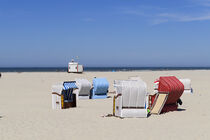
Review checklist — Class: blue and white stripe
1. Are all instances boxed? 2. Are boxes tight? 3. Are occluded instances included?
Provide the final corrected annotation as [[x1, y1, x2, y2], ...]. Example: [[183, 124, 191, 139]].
[[63, 81, 77, 90]]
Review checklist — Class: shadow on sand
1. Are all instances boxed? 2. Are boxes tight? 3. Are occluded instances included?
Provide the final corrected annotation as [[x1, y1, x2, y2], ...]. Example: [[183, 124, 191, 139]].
[[177, 108, 186, 111]]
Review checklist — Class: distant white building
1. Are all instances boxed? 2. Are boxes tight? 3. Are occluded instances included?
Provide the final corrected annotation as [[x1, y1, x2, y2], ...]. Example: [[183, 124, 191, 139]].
[[68, 59, 83, 73]]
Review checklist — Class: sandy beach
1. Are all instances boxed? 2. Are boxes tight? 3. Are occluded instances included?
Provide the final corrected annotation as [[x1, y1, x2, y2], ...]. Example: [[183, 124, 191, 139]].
[[0, 70, 209, 140]]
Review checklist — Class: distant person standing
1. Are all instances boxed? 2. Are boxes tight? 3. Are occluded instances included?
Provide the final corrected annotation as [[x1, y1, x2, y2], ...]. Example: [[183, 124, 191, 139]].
[[0, 73, 1, 78]]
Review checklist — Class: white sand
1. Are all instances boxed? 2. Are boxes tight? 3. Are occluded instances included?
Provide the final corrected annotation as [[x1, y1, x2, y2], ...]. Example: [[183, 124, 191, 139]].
[[0, 70, 209, 140]]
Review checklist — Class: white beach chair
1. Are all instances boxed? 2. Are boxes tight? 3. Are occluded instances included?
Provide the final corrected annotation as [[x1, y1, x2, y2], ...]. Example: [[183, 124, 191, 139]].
[[74, 79, 91, 99], [179, 79, 193, 94], [113, 79, 148, 118]]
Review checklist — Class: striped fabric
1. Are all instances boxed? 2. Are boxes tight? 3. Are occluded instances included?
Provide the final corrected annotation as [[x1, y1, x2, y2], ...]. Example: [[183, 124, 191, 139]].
[[62, 81, 77, 102], [157, 76, 184, 113], [63, 81, 77, 90], [158, 76, 184, 104]]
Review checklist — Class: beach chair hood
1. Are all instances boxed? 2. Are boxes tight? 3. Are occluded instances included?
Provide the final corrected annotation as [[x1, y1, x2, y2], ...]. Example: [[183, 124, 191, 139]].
[[119, 80, 147, 108], [158, 76, 184, 104], [75, 79, 91, 96], [93, 78, 109, 94]]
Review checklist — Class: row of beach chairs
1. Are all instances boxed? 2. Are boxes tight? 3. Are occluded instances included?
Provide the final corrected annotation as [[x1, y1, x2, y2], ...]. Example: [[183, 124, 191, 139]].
[[52, 76, 192, 118], [52, 78, 109, 109]]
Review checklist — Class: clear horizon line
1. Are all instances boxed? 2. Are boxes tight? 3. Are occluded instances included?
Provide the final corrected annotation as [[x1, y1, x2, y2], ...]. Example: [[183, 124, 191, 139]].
[[0, 66, 210, 68]]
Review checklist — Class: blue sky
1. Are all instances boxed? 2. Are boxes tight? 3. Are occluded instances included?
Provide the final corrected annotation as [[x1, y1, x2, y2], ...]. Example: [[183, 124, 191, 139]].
[[0, 0, 210, 67]]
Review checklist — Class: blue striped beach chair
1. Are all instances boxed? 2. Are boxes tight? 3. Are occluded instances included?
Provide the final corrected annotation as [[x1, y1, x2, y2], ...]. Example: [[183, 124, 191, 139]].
[[62, 81, 78, 108]]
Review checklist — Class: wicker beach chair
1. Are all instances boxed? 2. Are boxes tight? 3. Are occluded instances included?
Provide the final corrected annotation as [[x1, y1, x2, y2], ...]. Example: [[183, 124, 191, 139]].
[[52, 81, 77, 109], [179, 79, 193, 94], [74, 79, 91, 99], [150, 76, 184, 114], [113, 79, 148, 118], [90, 78, 109, 99]]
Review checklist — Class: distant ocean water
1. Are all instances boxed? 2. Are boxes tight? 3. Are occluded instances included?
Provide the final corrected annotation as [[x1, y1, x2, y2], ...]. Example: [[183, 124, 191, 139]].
[[0, 67, 210, 72]]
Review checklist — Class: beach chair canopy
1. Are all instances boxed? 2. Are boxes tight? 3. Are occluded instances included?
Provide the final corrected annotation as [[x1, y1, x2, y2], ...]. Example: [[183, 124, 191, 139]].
[[62, 81, 78, 102], [115, 80, 147, 108], [158, 76, 184, 105], [128, 76, 147, 88], [63, 81, 77, 90], [93, 78, 109, 95]]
